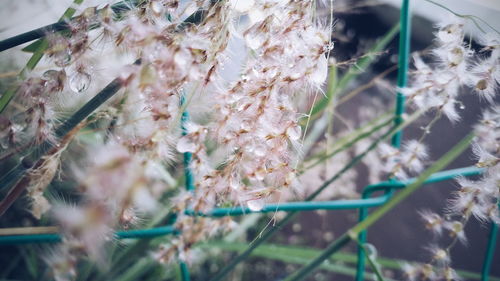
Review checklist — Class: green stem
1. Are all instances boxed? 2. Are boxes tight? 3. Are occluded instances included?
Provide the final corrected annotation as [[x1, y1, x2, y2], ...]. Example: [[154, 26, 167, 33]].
[[423, 0, 500, 35], [0, 0, 84, 113], [353, 238, 386, 281], [202, 242, 499, 281], [302, 115, 393, 172], [284, 234, 352, 281], [304, 111, 391, 162], [0, 78, 125, 217], [350, 132, 474, 236], [307, 23, 400, 121], [179, 92, 193, 280]]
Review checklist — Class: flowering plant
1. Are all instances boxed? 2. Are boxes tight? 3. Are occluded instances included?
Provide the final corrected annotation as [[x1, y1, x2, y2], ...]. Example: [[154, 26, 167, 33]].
[[0, 0, 498, 280]]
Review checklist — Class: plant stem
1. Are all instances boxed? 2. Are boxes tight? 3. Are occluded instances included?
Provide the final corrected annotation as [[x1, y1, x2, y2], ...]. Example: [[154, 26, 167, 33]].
[[202, 242, 499, 281], [350, 132, 474, 236], [353, 238, 386, 281], [0, 126, 84, 217], [284, 234, 352, 281], [307, 23, 400, 122], [423, 0, 500, 35], [0, 0, 139, 53], [0, 226, 59, 236], [301, 115, 393, 172], [0, 0, 85, 113]]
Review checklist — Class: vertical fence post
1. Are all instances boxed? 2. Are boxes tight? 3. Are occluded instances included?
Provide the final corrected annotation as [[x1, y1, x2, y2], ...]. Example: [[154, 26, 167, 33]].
[[181, 95, 195, 192], [391, 0, 411, 149], [356, 1, 411, 280], [355, 193, 372, 281], [180, 261, 191, 281], [481, 219, 499, 281], [179, 93, 193, 281]]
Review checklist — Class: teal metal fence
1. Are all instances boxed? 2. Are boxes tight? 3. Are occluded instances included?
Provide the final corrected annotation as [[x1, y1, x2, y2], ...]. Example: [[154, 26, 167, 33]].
[[0, 0, 497, 280]]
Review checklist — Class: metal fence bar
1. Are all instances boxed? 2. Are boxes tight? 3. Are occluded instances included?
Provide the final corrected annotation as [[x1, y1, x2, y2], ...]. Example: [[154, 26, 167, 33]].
[[188, 196, 391, 216], [356, 0, 411, 279], [355, 165, 486, 281], [179, 94, 193, 281], [391, 0, 411, 149], [0, 226, 177, 244], [180, 262, 191, 281], [482, 219, 499, 281], [0, 166, 482, 245], [363, 166, 483, 192]]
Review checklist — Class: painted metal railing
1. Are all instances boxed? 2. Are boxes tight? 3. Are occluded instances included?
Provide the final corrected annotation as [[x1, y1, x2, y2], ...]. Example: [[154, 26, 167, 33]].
[[0, 0, 497, 280]]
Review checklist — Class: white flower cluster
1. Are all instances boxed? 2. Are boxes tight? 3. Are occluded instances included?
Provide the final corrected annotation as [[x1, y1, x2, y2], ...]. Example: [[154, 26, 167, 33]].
[[0, 8, 104, 151], [2, 0, 330, 275], [402, 18, 499, 122], [403, 105, 499, 281], [169, 0, 329, 263], [376, 19, 499, 182], [175, 0, 329, 214], [449, 106, 499, 224], [398, 18, 499, 281], [378, 140, 429, 179], [46, 141, 165, 278]]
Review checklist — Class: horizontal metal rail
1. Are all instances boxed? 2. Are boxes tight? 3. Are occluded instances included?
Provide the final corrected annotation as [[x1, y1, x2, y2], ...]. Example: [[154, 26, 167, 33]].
[[0, 166, 484, 245]]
